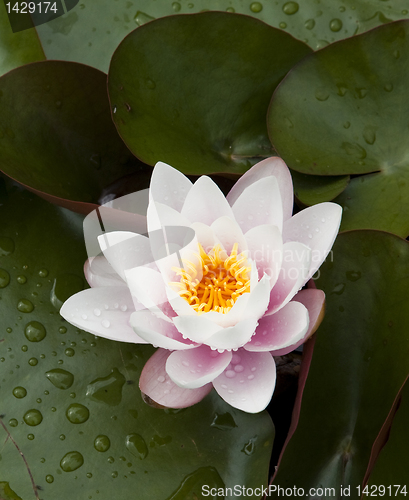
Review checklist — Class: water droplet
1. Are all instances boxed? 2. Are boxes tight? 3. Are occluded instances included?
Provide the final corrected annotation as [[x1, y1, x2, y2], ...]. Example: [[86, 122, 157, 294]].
[[9, 419, 18, 427], [157, 375, 165, 383], [247, 374, 255, 380], [332, 283, 345, 295], [304, 18, 315, 29], [133, 11, 155, 26], [356, 87, 367, 99], [86, 368, 126, 406], [250, 2, 263, 13], [225, 370, 236, 378], [145, 79, 156, 89], [210, 412, 238, 430], [342, 142, 366, 159], [242, 437, 257, 455], [0, 269, 10, 288], [0, 237, 14, 256], [279, 22, 287, 28], [330, 18, 343, 32], [234, 364, 244, 373], [60, 451, 84, 472], [23, 409, 43, 426], [346, 271, 361, 282], [59, 434, 66, 440], [315, 89, 329, 101], [27, 434, 35, 440], [17, 299, 34, 313], [384, 83, 393, 92], [46, 368, 74, 390], [343, 121, 351, 129], [226, 7, 235, 12], [172, 1, 181, 11], [17, 275, 27, 284], [337, 85, 348, 97], [93, 308, 101, 317], [46, 475, 54, 483], [21, 345, 28, 352], [363, 126, 376, 145], [38, 269, 49, 278], [94, 435, 111, 452], [126, 434, 148, 459], [66, 403, 90, 424], [282, 1, 299, 15], [101, 319, 110, 328], [112, 471, 118, 478], [65, 348, 75, 357], [24, 321, 46, 342], [28, 358, 38, 366], [13, 386, 27, 398]]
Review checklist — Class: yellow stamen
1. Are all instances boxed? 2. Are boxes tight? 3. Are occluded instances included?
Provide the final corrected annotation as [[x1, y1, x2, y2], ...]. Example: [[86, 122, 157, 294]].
[[170, 243, 251, 314]]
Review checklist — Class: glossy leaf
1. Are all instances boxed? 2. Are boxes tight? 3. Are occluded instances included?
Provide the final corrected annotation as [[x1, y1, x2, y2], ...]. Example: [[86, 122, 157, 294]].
[[268, 21, 409, 237], [366, 379, 409, 491], [291, 170, 350, 206], [272, 231, 409, 496], [108, 12, 312, 175], [0, 6, 45, 77], [0, 60, 151, 208], [0, 180, 274, 499], [34, 0, 409, 73]]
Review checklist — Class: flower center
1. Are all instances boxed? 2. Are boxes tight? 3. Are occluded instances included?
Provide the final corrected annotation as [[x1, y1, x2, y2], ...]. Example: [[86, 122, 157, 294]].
[[171, 243, 251, 314]]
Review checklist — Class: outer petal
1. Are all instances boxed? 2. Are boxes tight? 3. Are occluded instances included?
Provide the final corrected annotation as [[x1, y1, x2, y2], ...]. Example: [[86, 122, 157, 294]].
[[244, 301, 309, 352], [181, 176, 235, 225], [271, 288, 325, 356], [227, 157, 293, 222], [140, 349, 212, 408], [84, 256, 125, 288], [166, 346, 232, 389], [60, 287, 147, 344], [283, 202, 342, 282], [266, 242, 311, 315], [98, 231, 154, 280], [130, 310, 197, 350], [149, 161, 193, 211], [213, 350, 276, 413], [231, 176, 283, 233], [245, 224, 282, 287]]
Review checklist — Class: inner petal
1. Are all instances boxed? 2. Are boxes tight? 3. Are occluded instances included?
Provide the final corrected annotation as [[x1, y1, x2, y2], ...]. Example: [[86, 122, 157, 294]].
[[169, 242, 252, 315]]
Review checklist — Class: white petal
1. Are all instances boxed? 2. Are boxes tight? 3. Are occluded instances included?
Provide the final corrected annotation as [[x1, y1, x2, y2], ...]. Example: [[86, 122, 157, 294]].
[[266, 242, 311, 315], [60, 287, 147, 343], [139, 349, 212, 408], [149, 161, 193, 211], [231, 176, 283, 233], [181, 176, 235, 224], [283, 202, 342, 282], [244, 301, 309, 352], [84, 256, 125, 288], [227, 157, 293, 221], [210, 216, 247, 254], [172, 314, 221, 343], [203, 318, 259, 350], [98, 231, 154, 280], [213, 350, 276, 413], [130, 310, 197, 350], [166, 346, 232, 389], [245, 225, 283, 288], [147, 200, 191, 233]]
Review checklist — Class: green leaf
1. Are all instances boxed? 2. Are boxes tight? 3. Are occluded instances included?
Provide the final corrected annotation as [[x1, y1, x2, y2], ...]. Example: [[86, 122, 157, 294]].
[[108, 12, 312, 176], [291, 170, 350, 206], [268, 20, 409, 237], [0, 6, 45, 77], [272, 231, 409, 497], [366, 379, 409, 491], [0, 60, 148, 207], [0, 181, 274, 499], [33, 0, 409, 73]]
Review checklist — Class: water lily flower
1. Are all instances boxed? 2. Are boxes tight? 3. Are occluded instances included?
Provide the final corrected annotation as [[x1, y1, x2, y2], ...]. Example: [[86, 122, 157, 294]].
[[61, 158, 341, 413]]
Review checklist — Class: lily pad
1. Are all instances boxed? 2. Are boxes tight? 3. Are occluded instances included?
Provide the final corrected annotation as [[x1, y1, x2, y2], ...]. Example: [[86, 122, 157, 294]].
[[0, 60, 151, 209], [0, 179, 274, 499], [268, 20, 409, 237], [272, 231, 409, 495], [291, 170, 350, 206], [33, 0, 409, 73], [0, 6, 45, 77], [108, 12, 312, 175]]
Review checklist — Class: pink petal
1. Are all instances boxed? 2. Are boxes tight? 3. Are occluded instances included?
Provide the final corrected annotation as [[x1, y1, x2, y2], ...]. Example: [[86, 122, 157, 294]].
[[271, 288, 325, 356], [181, 176, 235, 225], [283, 202, 342, 282], [266, 242, 311, 315], [166, 346, 232, 389], [231, 176, 283, 233], [130, 310, 197, 350], [98, 231, 154, 280], [245, 224, 283, 287], [210, 216, 247, 254], [149, 161, 193, 211], [84, 256, 125, 288], [140, 349, 212, 408], [244, 301, 309, 352], [213, 350, 276, 413], [60, 287, 147, 343], [227, 157, 293, 222]]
